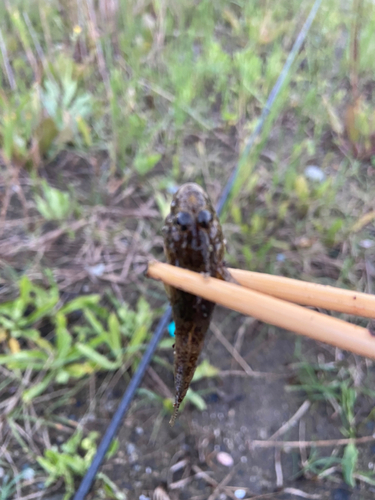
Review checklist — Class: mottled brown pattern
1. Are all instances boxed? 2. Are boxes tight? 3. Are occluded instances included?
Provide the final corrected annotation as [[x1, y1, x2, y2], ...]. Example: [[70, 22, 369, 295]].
[[162, 183, 233, 425]]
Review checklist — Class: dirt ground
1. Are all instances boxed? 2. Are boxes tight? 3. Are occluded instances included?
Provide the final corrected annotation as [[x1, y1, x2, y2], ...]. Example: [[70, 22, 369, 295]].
[[2, 92, 375, 500], [96, 313, 375, 500]]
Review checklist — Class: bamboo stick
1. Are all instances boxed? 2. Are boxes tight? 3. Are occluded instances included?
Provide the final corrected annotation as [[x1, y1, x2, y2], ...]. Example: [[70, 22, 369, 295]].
[[229, 268, 375, 319], [147, 261, 375, 360]]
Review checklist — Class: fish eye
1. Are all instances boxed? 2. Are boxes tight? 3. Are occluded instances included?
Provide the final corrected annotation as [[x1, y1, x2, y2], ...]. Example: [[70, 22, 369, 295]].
[[197, 209, 212, 228], [175, 211, 193, 231]]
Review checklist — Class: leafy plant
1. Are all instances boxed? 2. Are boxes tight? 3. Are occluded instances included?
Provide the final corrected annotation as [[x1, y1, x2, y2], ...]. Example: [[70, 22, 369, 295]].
[[133, 151, 162, 175], [41, 56, 93, 149], [289, 362, 358, 432], [0, 55, 93, 168], [0, 469, 30, 500], [35, 180, 73, 220], [0, 87, 55, 167], [37, 429, 118, 500], [287, 360, 365, 486], [0, 276, 153, 402], [342, 442, 359, 487]]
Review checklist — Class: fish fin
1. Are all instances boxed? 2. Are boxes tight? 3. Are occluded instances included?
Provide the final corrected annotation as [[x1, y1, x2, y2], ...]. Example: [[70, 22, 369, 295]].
[[169, 404, 179, 427]]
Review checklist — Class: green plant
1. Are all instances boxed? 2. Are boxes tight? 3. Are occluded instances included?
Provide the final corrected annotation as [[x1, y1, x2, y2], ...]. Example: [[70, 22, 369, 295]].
[[37, 429, 118, 500], [0, 87, 54, 167], [35, 180, 73, 220], [0, 56, 93, 168], [41, 56, 93, 149], [0, 276, 154, 402], [298, 448, 342, 479], [289, 362, 358, 433], [0, 469, 29, 500], [138, 358, 219, 420], [296, 441, 361, 487], [342, 442, 359, 487], [287, 360, 367, 486]]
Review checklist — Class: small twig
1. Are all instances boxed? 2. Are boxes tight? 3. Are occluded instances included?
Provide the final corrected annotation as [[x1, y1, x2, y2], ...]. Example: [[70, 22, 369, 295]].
[[146, 366, 173, 400], [268, 400, 311, 440], [32, 219, 88, 248], [318, 466, 339, 479], [153, 485, 172, 500], [17, 414, 75, 435], [18, 478, 63, 500], [169, 475, 194, 490], [218, 370, 284, 378], [248, 434, 375, 449], [1, 219, 88, 257], [33, 387, 76, 404], [299, 420, 309, 472], [283, 488, 321, 499], [1, 215, 41, 229], [169, 458, 189, 474], [211, 322, 278, 379], [120, 220, 144, 280], [231, 317, 256, 369], [207, 465, 238, 500], [274, 448, 283, 488], [191, 465, 218, 487]]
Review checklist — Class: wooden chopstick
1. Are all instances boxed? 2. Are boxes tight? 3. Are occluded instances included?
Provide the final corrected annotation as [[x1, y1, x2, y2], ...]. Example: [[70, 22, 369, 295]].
[[229, 268, 375, 319], [147, 261, 375, 360]]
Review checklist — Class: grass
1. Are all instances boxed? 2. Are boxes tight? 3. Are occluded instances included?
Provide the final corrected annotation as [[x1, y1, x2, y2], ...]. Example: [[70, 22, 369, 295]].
[[1, 0, 375, 498]]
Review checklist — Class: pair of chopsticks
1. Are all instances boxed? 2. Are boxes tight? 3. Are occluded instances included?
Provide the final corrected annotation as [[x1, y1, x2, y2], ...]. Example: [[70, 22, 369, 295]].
[[147, 261, 375, 360]]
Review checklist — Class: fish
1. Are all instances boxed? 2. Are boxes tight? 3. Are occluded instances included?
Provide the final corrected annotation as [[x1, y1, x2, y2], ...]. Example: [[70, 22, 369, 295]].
[[162, 182, 233, 425]]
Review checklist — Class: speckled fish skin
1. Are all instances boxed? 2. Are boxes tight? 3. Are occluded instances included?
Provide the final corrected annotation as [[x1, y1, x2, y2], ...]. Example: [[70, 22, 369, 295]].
[[162, 183, 232, 425]]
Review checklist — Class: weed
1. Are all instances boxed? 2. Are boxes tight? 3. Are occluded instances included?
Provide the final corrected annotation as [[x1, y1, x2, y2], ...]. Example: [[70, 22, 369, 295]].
[[0, 275, 154, 402], [37, 429, 119, 500], [0, 469, 29, 500], [288, 358, 374, 485], [35, 180, 73, 220], [289, 362, 358, 433]]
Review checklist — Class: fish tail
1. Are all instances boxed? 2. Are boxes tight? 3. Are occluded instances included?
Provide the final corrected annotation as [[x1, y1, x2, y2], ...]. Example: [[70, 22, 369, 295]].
[[169, 401, 180, 427], [169, 383, 183, 426]]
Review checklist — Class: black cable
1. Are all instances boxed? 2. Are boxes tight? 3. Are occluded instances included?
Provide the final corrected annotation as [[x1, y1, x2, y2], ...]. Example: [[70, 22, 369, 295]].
[[73, 1, 322, 497]]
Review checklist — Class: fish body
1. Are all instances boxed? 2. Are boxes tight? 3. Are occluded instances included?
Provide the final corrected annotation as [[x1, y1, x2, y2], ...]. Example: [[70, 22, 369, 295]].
[[162, 183, 232, 425]]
